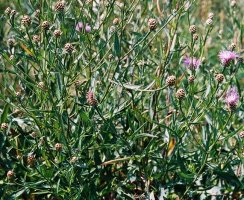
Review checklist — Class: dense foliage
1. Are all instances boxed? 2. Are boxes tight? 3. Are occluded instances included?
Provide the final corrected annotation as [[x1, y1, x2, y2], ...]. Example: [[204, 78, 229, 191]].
[[0, 0, 243, 199]]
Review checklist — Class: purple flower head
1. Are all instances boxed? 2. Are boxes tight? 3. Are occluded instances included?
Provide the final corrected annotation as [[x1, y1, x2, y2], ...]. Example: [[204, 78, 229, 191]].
[[183, 56, 201, 69], [85, 24, 91, 33], [75, 22, 83, 32], [225, 86, 239, 108], [218, 50, 238, 66]]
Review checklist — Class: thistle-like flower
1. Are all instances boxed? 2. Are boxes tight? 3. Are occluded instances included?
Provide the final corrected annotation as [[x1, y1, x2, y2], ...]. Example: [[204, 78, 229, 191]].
[[75, 22, 83, 32], [183, 56, 201, 69], [85, 24, 91, 33], [225, 86, 239, 110], [86, 90, 97, 106], [218, 50, 238, 66]]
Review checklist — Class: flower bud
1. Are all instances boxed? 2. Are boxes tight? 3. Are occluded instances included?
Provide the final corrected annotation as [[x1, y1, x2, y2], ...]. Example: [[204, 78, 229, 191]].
[[55, 143, 62, 151], [10, 10, 16, 16], [37, 81, 45, 90], [239, 131, 244, 138], [193, 34, 198, 41], [54, 1, 65, 12], [86, 90, 97, 106], [53, 29, 62, 38], [34, 9, 40, 18], [215, 73, 224, 83], [188, 75, 195, 83], [32, 35, 40, 43], [64, 43, 75, 53], [5, 7, 11, 15], [7, 170, 14, 179], [166, 75, 176, 87], [148, 18, 157, 31], [41, 21, 50, 30], [70, 156, 78, 163], [7, 38, 16, 47], [230, 0, 237, 7], [189, 25, 196, 34], [229, 42, 236, 51], [113, 18, 120, 25], [206, 18, 213, 26], [27, 154, 36, 166], [208, 12, 214, 19], [1, 123, 8, 129], [21, 15, 31, 26], [176, 89, 186, 100]]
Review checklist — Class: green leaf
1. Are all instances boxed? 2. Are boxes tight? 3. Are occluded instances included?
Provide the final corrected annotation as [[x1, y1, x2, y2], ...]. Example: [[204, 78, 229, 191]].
[[1, 103, 10, 124], [114, 32, 121, 57]]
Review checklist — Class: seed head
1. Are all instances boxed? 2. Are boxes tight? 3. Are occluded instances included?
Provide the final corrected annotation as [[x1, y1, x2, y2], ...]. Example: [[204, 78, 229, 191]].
[[189, 25, 196, 34], [27, 154, 36, 166], [176, 89, 185, 100], [54, 1, 65, 12], [215, 73, 224, 83], [21, 15, 31, 26], [55, 143, 62, 151], [193, 34, 198, 41], [5, 7, 11, 15], [53, 29, 62, 37], [86, 90, 97, 106], [188, 75, 195, 83], [41, 21, 50, 30], [1, 123, 8, 129], [148, 18, 157, 30], [166, 75, 176, 87], [113, 18, 120, 25], [8, 38, 16, 47], [7, 170, 14, 179], [64, 43, 75, 53]]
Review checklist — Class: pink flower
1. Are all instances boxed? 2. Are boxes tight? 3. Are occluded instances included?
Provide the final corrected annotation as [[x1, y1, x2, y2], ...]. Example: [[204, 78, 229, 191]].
[[218, 50, 238, 66], [85, 24, 91, 33], [183, 56, 201, 69], [225, 86, 239, 108], [75, 22, 83, 32]]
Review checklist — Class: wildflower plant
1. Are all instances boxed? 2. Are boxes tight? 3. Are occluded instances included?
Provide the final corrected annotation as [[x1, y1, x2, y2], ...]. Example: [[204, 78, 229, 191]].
[[0, 0, 243, 199]]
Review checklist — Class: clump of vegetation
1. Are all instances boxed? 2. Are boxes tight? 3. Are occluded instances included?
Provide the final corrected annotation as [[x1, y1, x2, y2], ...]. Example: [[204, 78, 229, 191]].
[[0, 0, 243, 199]]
